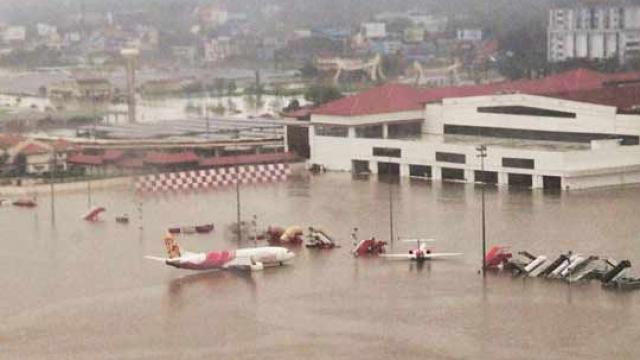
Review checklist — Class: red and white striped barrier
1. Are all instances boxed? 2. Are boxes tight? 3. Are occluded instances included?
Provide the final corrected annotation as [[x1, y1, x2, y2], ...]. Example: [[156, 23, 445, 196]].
[[135, 163, 290, 193]]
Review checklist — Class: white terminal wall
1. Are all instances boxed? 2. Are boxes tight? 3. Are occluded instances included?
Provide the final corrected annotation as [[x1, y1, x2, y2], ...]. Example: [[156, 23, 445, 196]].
[[309, 94, 640, 189]]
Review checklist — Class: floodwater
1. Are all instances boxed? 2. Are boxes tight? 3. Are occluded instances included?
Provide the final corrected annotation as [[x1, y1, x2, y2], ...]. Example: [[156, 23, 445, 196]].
[[1, 173, 639, 359]]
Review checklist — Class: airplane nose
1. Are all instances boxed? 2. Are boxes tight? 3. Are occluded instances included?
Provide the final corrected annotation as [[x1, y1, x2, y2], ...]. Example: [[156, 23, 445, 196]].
[[285, 250, 295, 261]]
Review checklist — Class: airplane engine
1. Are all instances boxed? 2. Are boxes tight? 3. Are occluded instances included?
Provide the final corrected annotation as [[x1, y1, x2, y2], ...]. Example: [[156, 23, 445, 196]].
[[250, 262, 265, 271]]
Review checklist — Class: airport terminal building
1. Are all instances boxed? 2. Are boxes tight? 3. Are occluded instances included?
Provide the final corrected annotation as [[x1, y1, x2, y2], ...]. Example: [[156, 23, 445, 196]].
[[308, 69, 640, 190]]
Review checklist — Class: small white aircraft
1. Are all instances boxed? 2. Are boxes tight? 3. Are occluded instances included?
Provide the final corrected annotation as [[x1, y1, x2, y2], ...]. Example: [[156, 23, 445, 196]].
[[380, 238, 462, 262], [145, 232, 295, 272]]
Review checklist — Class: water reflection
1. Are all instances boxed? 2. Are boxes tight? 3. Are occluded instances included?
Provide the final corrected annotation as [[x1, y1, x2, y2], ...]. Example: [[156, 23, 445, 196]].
[[167, 270, 257, 308]]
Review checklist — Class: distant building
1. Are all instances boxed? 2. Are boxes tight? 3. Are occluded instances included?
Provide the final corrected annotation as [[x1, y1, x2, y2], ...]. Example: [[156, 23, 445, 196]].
[[4, 138, 72, 175], [361, 22, 387, 39], [36, 23, 57, 37], [408, 13, 448, 33], [404, 27, 425, 44], [293, 29, 312, 39], [49, 78, 112, 102], [2, 26, 26, 44], [172, 46, 198, 66], [457, 29, 483, 42], [204, 37, 239, 63], [195, 5, 229, 28], [548, 5, 640, 64]]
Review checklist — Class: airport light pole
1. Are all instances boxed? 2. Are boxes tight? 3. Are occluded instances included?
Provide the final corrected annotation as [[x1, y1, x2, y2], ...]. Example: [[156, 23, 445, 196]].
[[476, 145, 487, 275], [388, 158, 394, 248], [50, 150, 56, 223]]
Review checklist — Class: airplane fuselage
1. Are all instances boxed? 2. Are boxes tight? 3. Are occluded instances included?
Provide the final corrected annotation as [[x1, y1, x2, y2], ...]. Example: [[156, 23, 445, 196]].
[[166, 246, 295, 271]]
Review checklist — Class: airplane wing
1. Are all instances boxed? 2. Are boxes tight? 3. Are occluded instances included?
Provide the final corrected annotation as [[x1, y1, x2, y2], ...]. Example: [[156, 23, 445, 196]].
[[144, 255, 167, 262], [422, 252, 463, 258], [380, 252, 462, 260], [400, 238, 436, 243], [380, 253, 414, 259], [226, 256, 264, 271]]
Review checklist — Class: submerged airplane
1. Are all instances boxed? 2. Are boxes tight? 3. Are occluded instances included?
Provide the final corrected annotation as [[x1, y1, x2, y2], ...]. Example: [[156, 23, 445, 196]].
[[145, 232, 296, 271], [380, 239, 462, 262]]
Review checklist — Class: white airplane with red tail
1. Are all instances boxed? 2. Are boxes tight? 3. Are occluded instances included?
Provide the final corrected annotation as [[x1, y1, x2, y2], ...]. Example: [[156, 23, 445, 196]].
[[145, 232, 295, 271], [381, 239, 462, 262]]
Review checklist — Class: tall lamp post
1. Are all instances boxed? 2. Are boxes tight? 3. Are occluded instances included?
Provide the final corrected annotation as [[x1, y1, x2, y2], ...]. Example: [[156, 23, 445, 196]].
[[476, 145, 487, 275]]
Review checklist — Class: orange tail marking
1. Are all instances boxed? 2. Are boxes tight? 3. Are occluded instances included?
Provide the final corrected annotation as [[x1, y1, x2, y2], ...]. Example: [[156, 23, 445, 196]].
[[164, 232, 181, 258]]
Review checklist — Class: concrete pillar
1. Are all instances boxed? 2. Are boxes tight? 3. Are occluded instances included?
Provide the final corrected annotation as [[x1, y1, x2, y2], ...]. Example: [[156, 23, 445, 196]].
[[400, 163, 410, 177], [498, 172, 509, 185], [382, 124, 389, 139], [283, 125, 289, 152], [532, 175, 543, 189], [464, 169, 474, 183], [348, 126, 356, 138], [432, 166, 442, 180]]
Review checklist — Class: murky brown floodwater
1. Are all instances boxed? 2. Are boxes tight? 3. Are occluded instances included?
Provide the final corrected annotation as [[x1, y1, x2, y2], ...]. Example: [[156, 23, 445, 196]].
[[1, 173, 639, 359]]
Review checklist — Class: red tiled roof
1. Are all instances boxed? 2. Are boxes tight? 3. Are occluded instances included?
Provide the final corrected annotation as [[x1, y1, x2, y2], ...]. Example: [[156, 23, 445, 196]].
[[50, 139, 78, 151], [102, 149, 125, 161], [199, 152, 298, 167], [554, 85, 640, 111], [0, 134, 25, 148], [118, 158, 144, 168], [144, 151, 199, 165], [20, 143, 50, 155], [313, 83, 426, 116], [67, 154, 104, 165], [312, 68, 640, 116]]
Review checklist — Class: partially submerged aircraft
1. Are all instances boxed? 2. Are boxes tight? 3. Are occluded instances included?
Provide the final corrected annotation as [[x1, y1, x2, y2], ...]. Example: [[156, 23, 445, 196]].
[[83, 206, 106, 222], [380, 239, 462, 262], [351, 228, 387, 256], [145, 232, 295, 271]]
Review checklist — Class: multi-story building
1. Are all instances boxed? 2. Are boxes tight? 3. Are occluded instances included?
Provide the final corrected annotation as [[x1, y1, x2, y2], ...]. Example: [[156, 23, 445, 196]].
[[548, 5, 640, 64], [307, 68, 640, 190]]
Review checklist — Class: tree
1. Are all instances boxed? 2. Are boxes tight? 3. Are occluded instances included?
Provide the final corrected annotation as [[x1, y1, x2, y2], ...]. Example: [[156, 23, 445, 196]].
[[304, 85, 343, 105], [226, 80, 237, 96], [14, 153, 26, 176], [214, 78, 226, 97], [300, 61, 319, 79], [284, 99, 301, 112]]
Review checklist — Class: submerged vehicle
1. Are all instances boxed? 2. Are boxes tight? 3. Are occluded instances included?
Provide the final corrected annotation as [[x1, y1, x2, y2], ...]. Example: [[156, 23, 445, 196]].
[[168, 223, 215, 234], [306, 227, 339, 249], [264, 225, 304, 245], [115, 214, 130, 224], [12, 198, 36, 208]]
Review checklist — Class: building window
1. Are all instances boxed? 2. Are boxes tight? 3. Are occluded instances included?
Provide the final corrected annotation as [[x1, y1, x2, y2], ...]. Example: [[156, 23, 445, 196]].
[[477, 106, 576, 118], [352, 160, 370, 174], [436, 151, 466, 164], [441, 167, 465, 181], [315, 125, 348, 137], [502, 157, 535, 169], [443, 125, 640, 145], [388, 121, 422, 139], [373, 147, 401, 158], [355, 125, 383, 138], [409, 164, 431, 178]]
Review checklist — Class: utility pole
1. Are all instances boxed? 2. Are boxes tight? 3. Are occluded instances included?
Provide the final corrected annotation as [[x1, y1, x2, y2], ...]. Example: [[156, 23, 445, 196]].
[[236, 164, 242, 242], [50, 150, 56, 223], [121, 48, 139, 123], [388, 172, 394, 248], [476, 145, 487, 275]]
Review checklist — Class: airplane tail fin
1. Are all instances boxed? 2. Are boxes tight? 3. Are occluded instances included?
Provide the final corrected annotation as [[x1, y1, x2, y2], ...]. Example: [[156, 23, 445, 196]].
[[163, 232, 182, 258]]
